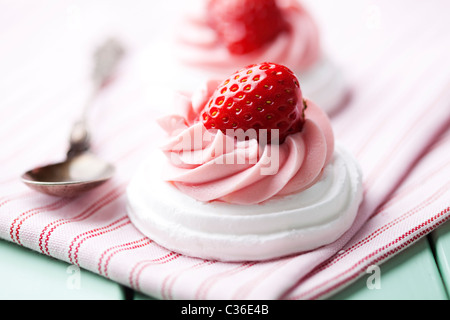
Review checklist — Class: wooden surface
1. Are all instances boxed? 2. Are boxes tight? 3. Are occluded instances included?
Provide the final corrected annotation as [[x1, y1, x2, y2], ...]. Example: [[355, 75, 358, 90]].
[[1, 221, 449, 300], [0, 239, 125, 300], [0, 0, 449, 302], [329, 236, 448, 300]]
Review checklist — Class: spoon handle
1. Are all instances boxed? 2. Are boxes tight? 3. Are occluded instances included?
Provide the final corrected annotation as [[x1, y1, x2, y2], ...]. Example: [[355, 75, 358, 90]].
[[91, 38, 126, 89], [68, 39, 125, 158]]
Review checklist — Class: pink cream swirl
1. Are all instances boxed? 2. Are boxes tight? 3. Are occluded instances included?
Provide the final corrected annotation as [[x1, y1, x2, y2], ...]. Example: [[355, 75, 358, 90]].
[[177, 0, 321, 73], [157, 80, 334, 205]]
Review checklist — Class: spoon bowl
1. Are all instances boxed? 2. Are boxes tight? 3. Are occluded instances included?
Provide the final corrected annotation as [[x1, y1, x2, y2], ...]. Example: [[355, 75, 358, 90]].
[[21, 153, 115, 197], [21, 38, 124, 197]]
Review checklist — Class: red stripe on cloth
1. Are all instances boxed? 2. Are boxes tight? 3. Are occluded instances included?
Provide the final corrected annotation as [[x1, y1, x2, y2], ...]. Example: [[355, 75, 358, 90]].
[[336, 49, 437, 140], [363, 82, 450, 191], [67, 215, 130, 265], [1, 0, 450, 301], [38, 185, 125, 255], [302, 206, 450, 300], [305, 181, 450, 280], [374, 157, 450, 216], [160, 260, 216, 300], [232, 259, 293, 300], [129, 252, 182, 291], [428, 131, 450, 154], [73, 218, 131, 267], [354, 62, 443, 158], [99, 238, 153, 277], [194, 262, 257, 300], [135, 254, 182, 292], [0, 191, 34, 208], [129, 253, 179, 289], [9, 198, 71, 244], [0, 84, 82, 166]]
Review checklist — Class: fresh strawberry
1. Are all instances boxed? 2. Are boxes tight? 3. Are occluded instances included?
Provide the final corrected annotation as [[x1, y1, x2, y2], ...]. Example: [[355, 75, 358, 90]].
[[207, 0, 289, 55], [200, 62, 306, 143]]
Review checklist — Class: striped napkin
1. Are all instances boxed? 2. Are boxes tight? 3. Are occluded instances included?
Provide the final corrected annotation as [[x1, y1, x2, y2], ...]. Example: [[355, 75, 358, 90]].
[[1, 0, 449, 299]]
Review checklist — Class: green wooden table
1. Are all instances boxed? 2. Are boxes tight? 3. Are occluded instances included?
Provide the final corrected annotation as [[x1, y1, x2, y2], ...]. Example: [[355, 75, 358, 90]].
[[1, 221, 449, 300]]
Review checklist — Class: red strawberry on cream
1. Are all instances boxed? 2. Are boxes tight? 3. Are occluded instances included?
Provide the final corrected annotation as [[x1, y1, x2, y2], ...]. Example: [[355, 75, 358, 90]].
[[201, 63, 304, 143], [127, 64, 363, 261], [169, 0, 347, 114], [207, 0, 289, 55]]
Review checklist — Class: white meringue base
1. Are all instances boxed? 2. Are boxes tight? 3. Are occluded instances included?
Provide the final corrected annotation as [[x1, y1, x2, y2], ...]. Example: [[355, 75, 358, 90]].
[[137, 41, 347, 116], [126, 145, 363, 262], [296, 56, 348, 115]]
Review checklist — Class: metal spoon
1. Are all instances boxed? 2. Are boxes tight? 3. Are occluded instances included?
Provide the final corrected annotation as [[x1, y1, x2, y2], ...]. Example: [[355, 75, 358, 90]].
[[21, 38, 125, 197]]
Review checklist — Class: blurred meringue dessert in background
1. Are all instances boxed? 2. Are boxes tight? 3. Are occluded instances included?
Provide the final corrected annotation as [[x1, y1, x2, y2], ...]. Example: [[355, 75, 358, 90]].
[[126, 62, 363, 262], [169, 0, 348, 114]]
